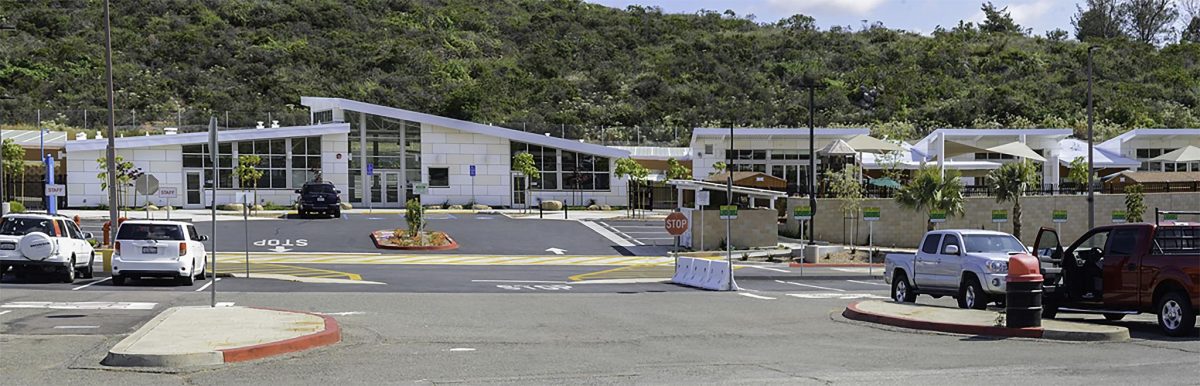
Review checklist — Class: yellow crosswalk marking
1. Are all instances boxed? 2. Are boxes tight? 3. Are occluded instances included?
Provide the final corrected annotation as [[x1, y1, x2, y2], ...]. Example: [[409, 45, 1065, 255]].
[[211, 252, 673, 266]]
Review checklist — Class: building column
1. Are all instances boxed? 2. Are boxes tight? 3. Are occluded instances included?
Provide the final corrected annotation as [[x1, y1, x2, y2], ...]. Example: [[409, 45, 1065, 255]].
[[359, 112, 367, 205], [938, 132, 945, 178]]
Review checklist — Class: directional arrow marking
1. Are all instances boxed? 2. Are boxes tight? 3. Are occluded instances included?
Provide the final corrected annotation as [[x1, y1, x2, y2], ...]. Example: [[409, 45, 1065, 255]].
[[268, 246, 293, 253], [545, 248, 567, 255]]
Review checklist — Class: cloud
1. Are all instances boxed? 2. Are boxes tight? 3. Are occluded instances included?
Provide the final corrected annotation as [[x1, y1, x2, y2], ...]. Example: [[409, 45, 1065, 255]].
[[1007, 0, 1055, 25], [765, 0, 888, 16]]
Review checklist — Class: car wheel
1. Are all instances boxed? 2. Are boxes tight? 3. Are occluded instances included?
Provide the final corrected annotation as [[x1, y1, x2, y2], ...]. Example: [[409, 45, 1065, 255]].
[[1158, 291, 1197, 337], [178, 260, 196, 286], [332, 209, 341, 218], [81, 254, 95, 279], [891, 272, 917, 303], [958, 277, 989, 310], [1043, 304, 1058, 319], [1103, 313, 1126, 321], [61, 256, 76, 283], [111, 275, 125, 286], [195, 264, 207, 280]]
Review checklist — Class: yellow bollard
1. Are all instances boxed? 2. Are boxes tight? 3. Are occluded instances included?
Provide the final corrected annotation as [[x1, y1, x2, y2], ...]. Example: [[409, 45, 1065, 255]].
[[98, 249, 113, 273]]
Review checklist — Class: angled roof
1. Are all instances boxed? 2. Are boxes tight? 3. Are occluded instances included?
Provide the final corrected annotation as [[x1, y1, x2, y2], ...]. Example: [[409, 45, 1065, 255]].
[[668, 179, 788, 199], [845, 135, 905, 153], [612, 146, 690, 159], [1056, 138, 1140, 167], [1, 130, 67, 148], [819, 139, 858, 155], [65, 123, 350, 152], [302, 97, 629, 158], [1109, 171, 1200, 183], [1151, 145, 1200, 163], [1102, 128, 1200, 146]]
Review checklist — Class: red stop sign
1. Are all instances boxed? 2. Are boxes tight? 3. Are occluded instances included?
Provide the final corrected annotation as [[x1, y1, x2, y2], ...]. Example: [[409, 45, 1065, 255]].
[[665, 212, 689, 236]]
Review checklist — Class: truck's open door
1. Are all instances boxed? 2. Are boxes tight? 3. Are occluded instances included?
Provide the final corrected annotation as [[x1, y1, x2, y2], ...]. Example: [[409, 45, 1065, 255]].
[[1033, 227, 1063, 281]]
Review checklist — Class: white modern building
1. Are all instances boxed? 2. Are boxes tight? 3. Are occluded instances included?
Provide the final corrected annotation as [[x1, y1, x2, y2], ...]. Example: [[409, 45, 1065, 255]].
[[1098, 128, 1200, 172], [687, 128, 871, 194]]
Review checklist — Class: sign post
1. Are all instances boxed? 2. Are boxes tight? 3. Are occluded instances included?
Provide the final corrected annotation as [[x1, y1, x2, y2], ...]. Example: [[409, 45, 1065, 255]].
[[793, 205, 813, 273], [992, 209, 1008, 231], [665, 212, 689, 265], [863, 207, 880, 276], [366, 163, 374, 215], [157, 187, 177, 220], [208, 116, 218, 308], [134, 174, 159, 220], [929, 209, 947, 228], [1052, 209, 1068, 235], [469, 165, 476, 205]]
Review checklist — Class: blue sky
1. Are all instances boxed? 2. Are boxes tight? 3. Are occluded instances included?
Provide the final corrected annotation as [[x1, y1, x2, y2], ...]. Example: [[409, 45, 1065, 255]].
[[588, 0, 1086, 35]]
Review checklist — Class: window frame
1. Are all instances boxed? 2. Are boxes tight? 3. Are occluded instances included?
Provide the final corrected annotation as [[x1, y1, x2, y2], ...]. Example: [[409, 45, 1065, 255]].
[[428, 167, 450, 188]]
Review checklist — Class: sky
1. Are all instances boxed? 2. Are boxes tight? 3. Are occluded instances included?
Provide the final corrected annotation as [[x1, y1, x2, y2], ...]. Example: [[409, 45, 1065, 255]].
[[587, 0, 1094, 36]]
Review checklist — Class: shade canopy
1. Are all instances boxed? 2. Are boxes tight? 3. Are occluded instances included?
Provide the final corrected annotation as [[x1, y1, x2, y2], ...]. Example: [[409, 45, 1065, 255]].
[[941, 140, 1047, 162], [820, 139, 858, 155], [868, 177, 902, 189], [1150, 145, 1200, 163], [845, 135, 905, 154]]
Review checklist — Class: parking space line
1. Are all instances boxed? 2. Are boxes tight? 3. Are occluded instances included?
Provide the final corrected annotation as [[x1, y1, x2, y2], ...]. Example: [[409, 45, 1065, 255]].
[[54, 325, 100, 329], [471, 280, 569, 284], [740, 265, 790, 273], [774, 280, 846, 292], [71, 277, 112, 291], [598, 222, 646, 245], [194, 278, 220, 292], [579, 221, 636, 247], [738, 293, 777, 300], [0, 310, 10, 316], [846, 280, 889, 287]]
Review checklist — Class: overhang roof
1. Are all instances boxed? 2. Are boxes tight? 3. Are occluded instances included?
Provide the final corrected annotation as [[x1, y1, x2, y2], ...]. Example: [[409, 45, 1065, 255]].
[[690, 127, 869, 141], [1056, 139, 1141, 167], [302, 97, 629, 158], [611, 146, 690, 160], [1109, 171, 1200, 183], [668, 179, 788, 199], [844, 135, 905, 153], [1102, 128, 1200, 147], [65, 123, 350, 152], [939, 140, 1047, 162], [1, 130, 67, 148]]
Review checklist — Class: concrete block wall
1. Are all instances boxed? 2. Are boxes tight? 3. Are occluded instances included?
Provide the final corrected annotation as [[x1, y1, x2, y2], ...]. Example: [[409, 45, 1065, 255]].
[[686, 208, 777, 251], [785, 192, 1200, 249], [420, 124, 512, 207], [66, 145, 184, 208]]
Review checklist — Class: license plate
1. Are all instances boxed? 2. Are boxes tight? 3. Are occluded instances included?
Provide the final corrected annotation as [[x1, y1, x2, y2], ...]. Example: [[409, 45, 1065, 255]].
[[0, 243, 14, 250], [142, 246, 158, 254], [317, 197, 325, 202]]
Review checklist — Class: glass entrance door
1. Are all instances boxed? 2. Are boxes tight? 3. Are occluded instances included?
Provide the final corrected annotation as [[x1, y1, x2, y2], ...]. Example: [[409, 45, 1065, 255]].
[[370, 172, 403, 206], [185, 171, 203, 207], [512, 175, 527, 208]]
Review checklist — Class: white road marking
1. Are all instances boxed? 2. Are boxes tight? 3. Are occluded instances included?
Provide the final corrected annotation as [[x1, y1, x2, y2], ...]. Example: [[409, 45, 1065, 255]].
[[786, 293, 889, 300], [1, 302, 157, 310], [609, 225, 665, 229], [740, 265, 791, 273], [578, 220, 636, 247], [621, 231, 670, 234], [738, 293, 777, 300], [471, 280, 569, 284], [774, 280, 846, 292], [846, 280, 890, 287], [598, 222, 646, 246], [545, 247, 567, 255], [194, 278, 221, 292], [831, 268, 873, 273], [71, 277, 111, 291], [496, 284, 572, 291], [0, 310, 11, 316], [215, 302, 235, 307], [449, 348, 476, 352], [54, 325, 100, 329]]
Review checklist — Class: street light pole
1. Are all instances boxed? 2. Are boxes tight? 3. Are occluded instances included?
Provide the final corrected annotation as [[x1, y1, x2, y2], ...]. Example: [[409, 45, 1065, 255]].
[[1086, 45, 1099, 229], [797, 81, 826, 246], [103, 0, 119, 234]]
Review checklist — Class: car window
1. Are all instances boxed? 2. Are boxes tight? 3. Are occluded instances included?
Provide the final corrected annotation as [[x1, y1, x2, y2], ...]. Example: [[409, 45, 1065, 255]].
[[116, 224, 186, 241], [303, 184, 335, 194], [0, 217, 55, 236], [1153, 226, 1200, 255], [964, 235, 1025, 253], [920, 234, 942, 254], [939, 234, 961, 255], [65, 221, 83, 239], [1077, 230, 1110, 252], [1107, 229, 1139, 256], [187, 225, 201, 241]]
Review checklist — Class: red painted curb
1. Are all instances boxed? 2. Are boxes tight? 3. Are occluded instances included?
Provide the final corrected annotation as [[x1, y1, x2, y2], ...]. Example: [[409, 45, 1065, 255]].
[[220, 308, 341, 363], [789, 262, 884, 268], [842, 301, 1043, 339], [370, 231, 460, 251]]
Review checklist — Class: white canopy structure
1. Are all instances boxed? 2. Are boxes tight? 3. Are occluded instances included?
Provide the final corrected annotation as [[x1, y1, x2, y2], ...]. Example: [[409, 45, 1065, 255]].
[[1151, 145, 1200, 163]]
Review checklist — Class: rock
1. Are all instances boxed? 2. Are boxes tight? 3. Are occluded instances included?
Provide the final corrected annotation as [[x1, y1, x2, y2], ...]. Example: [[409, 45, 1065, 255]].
[[144, 205, 159, 211], [160, 206, 173, 211], [252, 204, 265, 211], [448, 204, 464, 210], [600, 205, 613, 210], [219, 203, 244, 211], [425, 205, 442, 210], [471, 204, 491, 210], [339, 202, 353, 210], [587, 205, 601, 210], [540, 200, 563, 210]]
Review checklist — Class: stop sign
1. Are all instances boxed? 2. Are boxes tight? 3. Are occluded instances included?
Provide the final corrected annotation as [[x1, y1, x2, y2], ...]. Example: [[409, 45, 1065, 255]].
[[664, 212, 688, 236]]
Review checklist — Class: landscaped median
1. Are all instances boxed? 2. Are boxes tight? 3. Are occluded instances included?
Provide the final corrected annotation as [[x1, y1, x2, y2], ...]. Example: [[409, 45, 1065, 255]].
[[103, 306, 340, 367], [842, 300, 1129, 342]]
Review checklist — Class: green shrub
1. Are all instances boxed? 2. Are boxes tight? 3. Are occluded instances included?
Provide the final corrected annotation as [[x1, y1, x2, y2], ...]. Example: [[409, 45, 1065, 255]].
[[7, 201, 25, 213]]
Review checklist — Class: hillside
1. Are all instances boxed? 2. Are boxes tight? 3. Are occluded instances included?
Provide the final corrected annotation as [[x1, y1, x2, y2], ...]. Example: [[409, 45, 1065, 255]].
[[1, 0, 1198, 143]]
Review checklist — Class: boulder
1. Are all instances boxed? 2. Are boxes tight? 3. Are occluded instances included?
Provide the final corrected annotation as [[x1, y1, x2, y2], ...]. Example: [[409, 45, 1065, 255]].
[[600, 205, 613, 211], [219, 203, 244, 211], [339, 202, 353, 210], [160, 206, 174, 211], [471, 204, 491, 210], [144, 205, 159, 211], [425, 205, 442, 210], [252, 204, 265, 211], [540, 200, 563, 210], [587, 205, 601, 211], [448, 204, 464, 210]]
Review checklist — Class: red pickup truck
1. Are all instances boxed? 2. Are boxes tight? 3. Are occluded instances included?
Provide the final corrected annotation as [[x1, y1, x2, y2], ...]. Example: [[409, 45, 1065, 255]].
[[1033, 214, 1199, 336]]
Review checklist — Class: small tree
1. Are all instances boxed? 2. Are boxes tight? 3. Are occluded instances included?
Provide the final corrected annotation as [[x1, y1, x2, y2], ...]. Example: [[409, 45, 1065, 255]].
[[1, 139, 22, 202], [234, 154, 264, 210], [97, 156, 136, 209], [896, 166, 965, 231], [710, 161, 727, 176], [1066, 157, 1094, 191], [511, 152, 540, 211], [405, 198, 424, 237], [824, 165, 864, 245], [1125, 184, 1146, 222], [615, 158, 650, 217], [987, 160, 1041, 239], [666, 158, 691, 181]]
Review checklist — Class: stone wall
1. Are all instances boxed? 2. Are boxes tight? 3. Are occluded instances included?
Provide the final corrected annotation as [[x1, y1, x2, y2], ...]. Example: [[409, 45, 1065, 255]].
[[785, 192, 1200, 248], [687, 208, 777, 251]]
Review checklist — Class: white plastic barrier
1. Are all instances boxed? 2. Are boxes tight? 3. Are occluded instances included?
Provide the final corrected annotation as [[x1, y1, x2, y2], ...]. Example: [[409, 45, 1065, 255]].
[[670, 257, 738, 291]]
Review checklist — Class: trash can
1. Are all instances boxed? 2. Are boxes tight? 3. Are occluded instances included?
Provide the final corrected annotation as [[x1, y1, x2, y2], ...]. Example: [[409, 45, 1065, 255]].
[[1006, 254, 1044, 328]]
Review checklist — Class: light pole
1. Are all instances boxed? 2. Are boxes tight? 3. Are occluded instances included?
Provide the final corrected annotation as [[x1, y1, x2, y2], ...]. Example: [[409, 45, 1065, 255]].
[[103, 0, 119, 235], [1086, 45, 1099, 229], [797, 81, 826, 246]]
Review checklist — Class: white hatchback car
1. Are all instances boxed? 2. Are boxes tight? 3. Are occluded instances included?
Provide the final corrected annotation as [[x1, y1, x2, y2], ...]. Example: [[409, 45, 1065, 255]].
[[0, 213, 96, 283], [112, 220, 209, 286]]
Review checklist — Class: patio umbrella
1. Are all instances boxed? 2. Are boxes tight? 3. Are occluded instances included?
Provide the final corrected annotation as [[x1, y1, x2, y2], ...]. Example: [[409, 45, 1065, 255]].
[[868, 177, 902, 189], [1151, 145, 1200, 163]]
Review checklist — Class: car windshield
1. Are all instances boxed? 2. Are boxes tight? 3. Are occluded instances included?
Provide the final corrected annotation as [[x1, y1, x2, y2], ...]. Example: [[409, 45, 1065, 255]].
[[303, 184, 335, 194], [963, 234, 1026, 253], [116, 224, 185, 241], [0, 217, 55, 236]]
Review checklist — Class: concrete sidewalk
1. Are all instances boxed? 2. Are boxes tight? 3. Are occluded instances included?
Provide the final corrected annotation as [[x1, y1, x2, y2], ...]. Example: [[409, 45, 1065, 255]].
[[103, 306, 340, 367], [843, 300, 1129, 342]]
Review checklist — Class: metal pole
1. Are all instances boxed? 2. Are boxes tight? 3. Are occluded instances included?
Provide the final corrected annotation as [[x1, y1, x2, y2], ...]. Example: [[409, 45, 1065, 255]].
[[1086, 46, 1098, 230], [209, 117, 218, 307], [244, 200, 249, 278], [868, 220, 874, 277], [103, 0, 119, 239], [726, 124, 733, 290]]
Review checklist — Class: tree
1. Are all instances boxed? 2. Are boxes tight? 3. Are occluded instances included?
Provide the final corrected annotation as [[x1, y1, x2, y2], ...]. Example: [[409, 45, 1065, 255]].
[[511, 152, 540, 210], [405, 198, 424, 237], [1124, 0, 1179, 44], [614, 158, 650, 217], [710, 161, 727, 176], [1073, 0, 1128, 41], [1183, 16, 1200, 42], [1125, 184, 1146, 222], [980, 2, 1022, 34], [1066, 157, 1096, 190], [96, 156, 135, 209], [666, 158, 691, 181], [895, 166, 965, 231], [1, 139, 22, 202], [234, 154, 263, 210], [824, 165, 864, 245], [987, 161, 1040, 239]]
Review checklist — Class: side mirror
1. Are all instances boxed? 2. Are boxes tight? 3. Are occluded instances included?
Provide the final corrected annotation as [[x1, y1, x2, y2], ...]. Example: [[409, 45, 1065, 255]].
[[944, 244, 960, 255], [335, 189, 341, 194], [294, 189, 302, 194], [84, 232, 95, 240], [198, 235, 210, 241]]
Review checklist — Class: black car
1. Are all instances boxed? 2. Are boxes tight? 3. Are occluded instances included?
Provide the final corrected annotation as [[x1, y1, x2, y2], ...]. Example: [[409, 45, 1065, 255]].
[[295, 182, 342, 218]]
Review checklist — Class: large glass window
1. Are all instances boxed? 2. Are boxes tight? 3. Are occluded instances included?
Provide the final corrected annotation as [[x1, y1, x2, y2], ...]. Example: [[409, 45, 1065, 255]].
[[510, 142, 610, 191], [429, 168, 449, 187], [290, 136, 322, 186], [186, 144, 233, 188]]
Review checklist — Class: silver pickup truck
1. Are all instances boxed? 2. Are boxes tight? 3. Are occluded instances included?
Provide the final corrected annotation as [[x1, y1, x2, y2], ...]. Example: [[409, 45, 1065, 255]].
[[884, 229, 1028, 309]]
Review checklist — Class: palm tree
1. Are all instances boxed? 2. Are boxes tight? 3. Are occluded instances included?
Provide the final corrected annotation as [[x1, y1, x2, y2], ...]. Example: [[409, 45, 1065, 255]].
[[895, 166, 965, 231], [987, 160, 1040, 239]]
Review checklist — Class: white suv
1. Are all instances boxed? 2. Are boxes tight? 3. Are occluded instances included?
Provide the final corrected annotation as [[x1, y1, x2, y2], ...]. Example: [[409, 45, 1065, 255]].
[[0, 213, 97, 283], [112, 220, 209, 286]]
